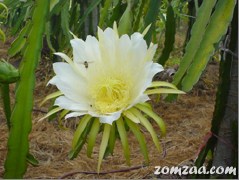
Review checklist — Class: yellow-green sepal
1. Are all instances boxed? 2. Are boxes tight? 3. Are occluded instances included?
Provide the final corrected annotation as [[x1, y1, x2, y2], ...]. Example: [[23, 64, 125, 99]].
[[97, 124, 111, 173], [123, 109, 140, 123], [130, 107, 161, 152], [107, 122, 116, 155], [58, 109, 70, 129], [40, 91, 63, 106], [136, 103, 166, 137], [145, 88, 185, 95], [87, 118, 100, 158], [116, 117, 131, 166], [72, 115, 92, 148], [69, 116, 94, 159], [125, 117, 149, 165], [38, 107, 63, 121], [150, 81, 177, 89]]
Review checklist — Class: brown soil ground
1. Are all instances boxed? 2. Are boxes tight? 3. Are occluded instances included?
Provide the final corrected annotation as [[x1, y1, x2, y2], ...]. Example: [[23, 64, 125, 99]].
[[0, 35, 219, 179]]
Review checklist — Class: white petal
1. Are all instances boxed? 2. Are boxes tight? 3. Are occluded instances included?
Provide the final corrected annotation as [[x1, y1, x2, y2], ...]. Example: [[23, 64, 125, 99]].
[[147, 62, 164, 82], [130, 62, 163, 104], [130, 33, 147, 64], [48, 76, 58, 86], [85, 35, 101, 63], [52, 62, 88, 102], [142, 62, 164, 90], [131, 32, 144, 43], [127, 94, 150, 109], [54, 52, 73, 64], [54, 52, 85, 77], [65, 112, 87, 119], [98, 27, 118, 64], [118, 34, 132, 64], [144, 44, 158, 62], [55, 96, 89, 112], [99, 111, 122, 125], [70, 38, 87, 63]]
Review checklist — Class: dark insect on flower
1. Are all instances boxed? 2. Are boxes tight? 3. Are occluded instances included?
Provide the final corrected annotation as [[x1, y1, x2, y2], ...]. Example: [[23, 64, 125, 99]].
[[78, 60, 94, 69]]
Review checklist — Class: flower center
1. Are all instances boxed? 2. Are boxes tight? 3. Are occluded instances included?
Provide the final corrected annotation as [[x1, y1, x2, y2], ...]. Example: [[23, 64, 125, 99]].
[[91, 76, 130, 114]]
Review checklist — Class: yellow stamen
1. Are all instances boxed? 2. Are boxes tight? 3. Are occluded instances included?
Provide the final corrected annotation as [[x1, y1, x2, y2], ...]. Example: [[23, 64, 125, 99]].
[[91, 76, 130, 114]]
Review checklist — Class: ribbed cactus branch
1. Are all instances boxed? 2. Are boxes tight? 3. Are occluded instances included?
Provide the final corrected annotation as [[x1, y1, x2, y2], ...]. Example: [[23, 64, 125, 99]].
[[4, 1, 49, 178]]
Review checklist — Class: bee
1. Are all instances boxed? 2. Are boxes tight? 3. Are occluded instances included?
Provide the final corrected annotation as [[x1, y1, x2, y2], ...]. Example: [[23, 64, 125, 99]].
[[83, 61, 89, 68], [78, 60, 94, 69]]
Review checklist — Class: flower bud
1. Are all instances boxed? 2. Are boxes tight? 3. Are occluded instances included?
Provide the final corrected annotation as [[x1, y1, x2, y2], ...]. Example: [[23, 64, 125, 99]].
[[0, 59, 19, 84]]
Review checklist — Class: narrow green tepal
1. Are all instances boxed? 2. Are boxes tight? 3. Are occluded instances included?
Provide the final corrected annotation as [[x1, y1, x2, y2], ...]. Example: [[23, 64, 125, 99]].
[[181, 0, 236, 92], [4, 0, 49, 178], [116, 117, 130, 165]]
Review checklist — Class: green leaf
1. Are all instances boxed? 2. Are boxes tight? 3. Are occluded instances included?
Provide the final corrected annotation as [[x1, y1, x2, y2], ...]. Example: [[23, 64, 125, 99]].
[[4, 0, 49, 178], [97, 124, 111, 173], [116, 117, 130, 165], [125, 117, 149, 164], [87, 118, 100, 158], [158, 3, 176, 66], [181, 0, 236, 92], [172, 0, 217, 86]]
